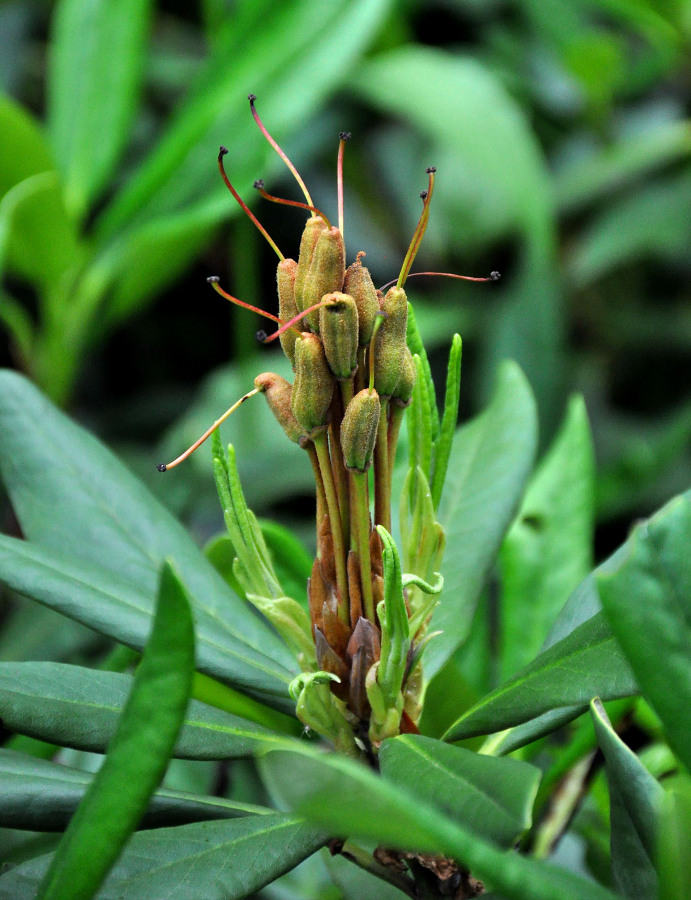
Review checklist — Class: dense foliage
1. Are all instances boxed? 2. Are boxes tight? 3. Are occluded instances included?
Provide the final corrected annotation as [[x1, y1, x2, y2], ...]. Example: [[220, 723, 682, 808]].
[[0, 1, 689, 898]]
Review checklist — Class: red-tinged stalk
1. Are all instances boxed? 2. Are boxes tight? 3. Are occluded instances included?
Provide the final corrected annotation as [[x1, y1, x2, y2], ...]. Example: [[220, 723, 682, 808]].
[[157, 388, 260, 471], [258, 297, 338, 344], [379, 270, 501, 292], [312, 431, 349, 624], [374, 402, 390, 532], [337, 132, 350, 238], [217, 148, 284, 260], [248, 93, 314, 207], [396, 167, 436, 289], [349, 470, 375, 621], [254, 180, 331, 228], [207, 276, 282, 324]]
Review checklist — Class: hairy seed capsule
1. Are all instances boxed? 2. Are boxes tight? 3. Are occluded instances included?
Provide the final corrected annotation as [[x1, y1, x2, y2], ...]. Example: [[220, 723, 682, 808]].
[[373, 286, 408, 398], [291, 333, 334, 438], [302, 226, 346, 332], [340, 388, 381, 472], [276, 258, 298, 367], [319, 292, 359, 380], [254, 372, 305, 444], [391, 346, 416, 407], [294, 216, 328, 315], [343, 253, 379, 346]]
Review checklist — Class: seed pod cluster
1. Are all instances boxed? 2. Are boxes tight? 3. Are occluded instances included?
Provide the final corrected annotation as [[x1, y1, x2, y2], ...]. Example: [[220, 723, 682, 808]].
[[256, 210, 419, 745]]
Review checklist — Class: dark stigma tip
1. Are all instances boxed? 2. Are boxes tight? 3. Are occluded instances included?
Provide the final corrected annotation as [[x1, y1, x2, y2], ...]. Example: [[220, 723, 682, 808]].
[[426, 166, 437, 174], [255, 329, 268, 342], [490, 271, 501, 281], [218, 146, 228, 158], [157, 464, 167, 472], [420, 190, 428, 200], [253, 179, 265, 189], [207, 275, 220, 283], [248, 93, 257, 103], [339, 131, 352, 141]]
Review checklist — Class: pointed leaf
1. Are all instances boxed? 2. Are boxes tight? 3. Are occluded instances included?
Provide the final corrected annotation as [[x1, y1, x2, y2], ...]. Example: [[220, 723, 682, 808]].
[[0, 662, 289, 759], [0, 749, 268, 831], [259, 744, 619, 900], [427, 361, 538, 676], [0, 535, 293, 711], [0, 815, 326, 900], [0, 94, 55, 199], [37, 561, 194, 900], [658, 777, 691, 900], [591, 699, 663, 900], [379, 734, 540, 848], [47, 0, 153, 220], [444, 611, 637, 742], [597, 490, 691, 773], [499, 395, 595, 679], [0, 370, 296, 707]]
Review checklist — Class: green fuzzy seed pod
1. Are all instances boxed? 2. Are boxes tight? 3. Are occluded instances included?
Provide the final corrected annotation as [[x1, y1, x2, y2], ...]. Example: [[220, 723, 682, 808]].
[[276, 258, 298, 367], [294, 216, 328, 314], [254, 372, 305, 444], [391, 346, 416, 407], [343, 254, 379, 346], [373, 286, 408, 398], [340, 388, 381, 473], [291, 333, 334, 438], [302, 226, 346, 332], [319, 292, 359, 380]]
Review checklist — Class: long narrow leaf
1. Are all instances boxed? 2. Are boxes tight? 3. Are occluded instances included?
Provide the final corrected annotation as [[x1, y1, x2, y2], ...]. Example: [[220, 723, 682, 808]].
[[0, 749, 269, 831], [427, 361, 537, 676], [0, 662, 290, 759], [0, 815, 326, 900], [37, 561, 195, 900], [259, 744, 619, 900]]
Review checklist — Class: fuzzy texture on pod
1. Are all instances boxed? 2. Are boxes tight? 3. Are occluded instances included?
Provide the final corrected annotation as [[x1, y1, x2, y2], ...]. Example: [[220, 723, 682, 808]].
[[319, 292, 359, 380], [373, 286, 408, 398], [343, 253, 379, 346], [291, 333, 334, 437], [391, 346, 416, 407], [294, 216, 328, 314], [276, 258, 298, 367], [340, 388, 381, 472], [301, 226, 346, 332], [254, 372, 305, 444]]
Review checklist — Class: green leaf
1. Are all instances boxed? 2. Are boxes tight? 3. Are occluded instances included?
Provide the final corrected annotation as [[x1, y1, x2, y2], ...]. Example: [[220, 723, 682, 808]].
[[0, 533, 293, 712], [0, 370, 297, 708], [0, 748, 268, 831], [444, 611, 637, 742], [427, 361, 538, 676], [0, 662, 290, 759], [590, 698, 663, 900], [258, 519, 312, 607], [36, 561, 194, 900], [379, 734, 540, 848], [259, 744, 619, 900], [0, 815, 326, 900], [499, 395, 595, 679], [96, 0, 393, 238], [0, 93, 55, 199], [597, 490, 691, 773], [658, 776, 691, 900], [0, 172, 80, 290], [47, 0, 153, 220], [430, 332, 462, 510]]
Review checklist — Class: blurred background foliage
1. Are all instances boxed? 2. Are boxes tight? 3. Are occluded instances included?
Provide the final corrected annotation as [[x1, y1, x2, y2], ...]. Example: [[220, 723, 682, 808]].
[[0, 0, 689, 640]]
